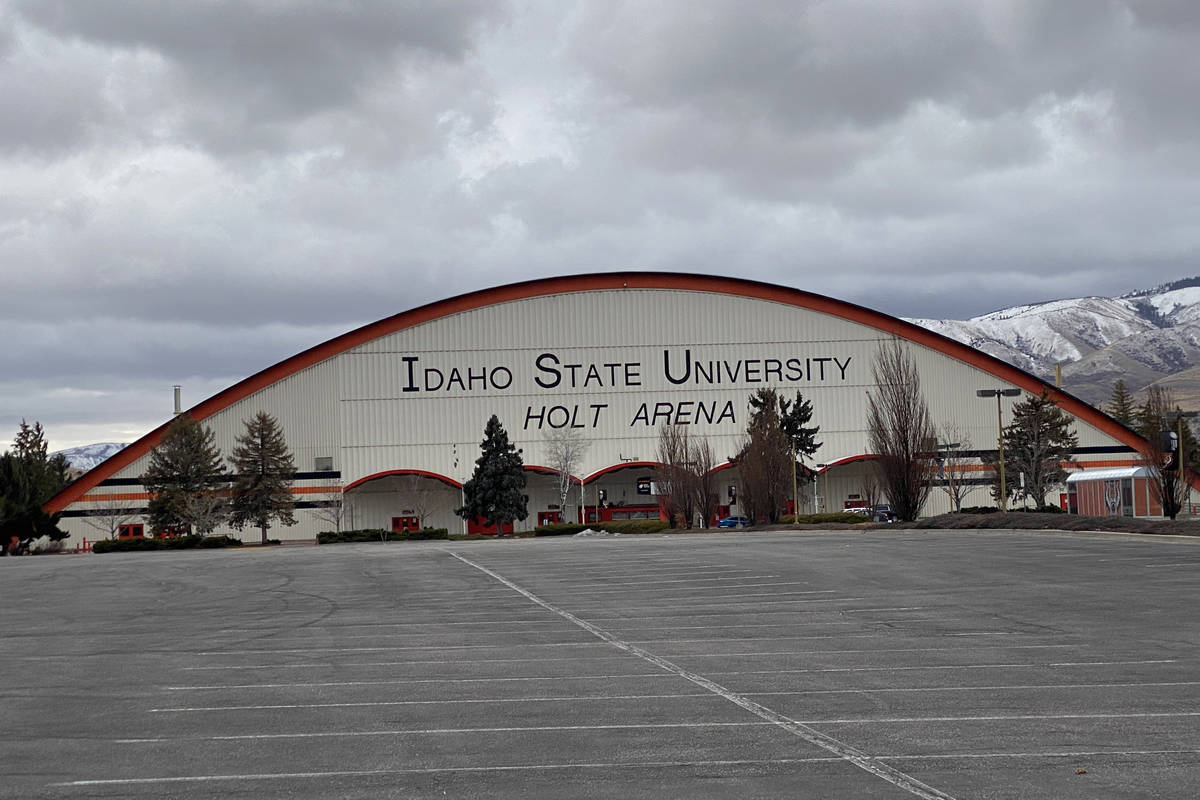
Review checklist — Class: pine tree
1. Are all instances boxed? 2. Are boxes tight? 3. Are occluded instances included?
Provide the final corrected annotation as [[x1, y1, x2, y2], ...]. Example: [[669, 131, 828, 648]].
[[997, 393, 1079, 508], [1108, 380, 1136, 427], [456, 415, 527, 529], [742, 389, 822, 522], [0, 420, 69, 554], [141, 415, 227, 536], [779, 390, 822, 461], [229, 412, 297, 544]]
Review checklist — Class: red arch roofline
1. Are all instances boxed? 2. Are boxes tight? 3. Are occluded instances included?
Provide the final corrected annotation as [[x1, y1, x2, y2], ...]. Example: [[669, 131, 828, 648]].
[[583, 460, 662, 484], [344, 469, 462, 492], [44, 272, 1148, 514], [816, 454, 881, 472], [524, 464, 582, 484]]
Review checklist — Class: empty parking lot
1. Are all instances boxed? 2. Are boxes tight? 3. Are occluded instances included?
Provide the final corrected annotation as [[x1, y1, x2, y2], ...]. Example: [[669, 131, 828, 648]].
[[6, 528, 1200, 799]]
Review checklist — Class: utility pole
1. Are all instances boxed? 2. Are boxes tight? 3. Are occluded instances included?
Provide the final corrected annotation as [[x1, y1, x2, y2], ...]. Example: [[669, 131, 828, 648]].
[[976, 388, 1020, 511]]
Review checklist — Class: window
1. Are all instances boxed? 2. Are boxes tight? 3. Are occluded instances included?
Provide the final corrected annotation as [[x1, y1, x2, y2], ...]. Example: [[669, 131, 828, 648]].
[[117, 523, 144, 539], [314, 456, 333, 472]]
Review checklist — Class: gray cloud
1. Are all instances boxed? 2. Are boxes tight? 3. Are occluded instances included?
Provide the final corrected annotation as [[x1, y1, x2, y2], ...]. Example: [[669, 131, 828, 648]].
[[1, 0, 1198, 449]]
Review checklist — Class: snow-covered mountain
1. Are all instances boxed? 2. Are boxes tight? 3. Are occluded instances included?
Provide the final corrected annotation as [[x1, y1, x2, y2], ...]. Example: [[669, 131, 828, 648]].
[[53, 442, 127, 471], [907, 277, 1200, 409]]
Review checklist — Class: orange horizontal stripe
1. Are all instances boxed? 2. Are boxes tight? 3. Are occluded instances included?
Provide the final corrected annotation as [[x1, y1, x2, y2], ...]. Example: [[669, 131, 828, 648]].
[[81, 485, 344, 504]]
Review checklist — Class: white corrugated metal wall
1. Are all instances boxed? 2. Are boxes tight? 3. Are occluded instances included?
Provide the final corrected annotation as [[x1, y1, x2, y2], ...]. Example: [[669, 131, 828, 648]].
[[59, 287, 1135, 544]]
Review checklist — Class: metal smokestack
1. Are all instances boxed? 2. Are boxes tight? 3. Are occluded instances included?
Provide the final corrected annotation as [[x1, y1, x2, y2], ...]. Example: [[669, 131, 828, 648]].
[[173, 385, 182, 416]]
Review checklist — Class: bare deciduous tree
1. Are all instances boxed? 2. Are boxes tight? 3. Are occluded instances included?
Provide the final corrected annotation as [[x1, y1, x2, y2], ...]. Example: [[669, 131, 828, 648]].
[[866, 338, 936, 521], [936, 424, 974, 513], [689, 437, 718, 528], [79, 496, 141, 540], [544, 428, 588, 523], [180, 489, 229, 536], [308, 483, 347, 532], [656, 424, 691, 527], [1136, 386, 1196, 520], [396, 474, 438, 528], [860, 468, 883, 514], [655, 426, 718, 528]]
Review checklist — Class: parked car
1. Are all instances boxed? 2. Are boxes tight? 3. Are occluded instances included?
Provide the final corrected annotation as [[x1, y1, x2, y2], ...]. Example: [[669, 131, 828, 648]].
[[871, 505, 897, 523], [717, 516, 751, 528]]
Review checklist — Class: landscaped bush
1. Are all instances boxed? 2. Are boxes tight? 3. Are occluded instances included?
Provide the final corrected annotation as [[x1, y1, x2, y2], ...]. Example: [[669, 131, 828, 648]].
[[903, 511, 1200, 535], [533, 520, 671, 536], [959, 506, 1000, 514], [92, 535, 243, 554], [316, 528, 450, 544], [781, 512, 872, 525]]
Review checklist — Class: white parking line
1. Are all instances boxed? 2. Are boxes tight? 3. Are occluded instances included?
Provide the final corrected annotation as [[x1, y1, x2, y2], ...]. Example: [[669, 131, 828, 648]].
[[166, 673, 677, 690], [560, 573, 779, 587], [52, 757, 847, 787], [710, 659, 1178, 677], [150, 692, 714, 712], [448, 551, 957, 800], [194, 640, 606, 656], [748, 680, 1200, 697], [175, 642, 1080, 676], [560, 582, 825, 595], [116, 720, 772, 743], [808, 711, 1200, 724], [52, 749, 1200, 787]]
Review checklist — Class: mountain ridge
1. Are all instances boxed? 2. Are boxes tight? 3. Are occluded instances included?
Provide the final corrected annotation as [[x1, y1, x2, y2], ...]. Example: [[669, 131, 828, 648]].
[[906, 277, 1200, 408]]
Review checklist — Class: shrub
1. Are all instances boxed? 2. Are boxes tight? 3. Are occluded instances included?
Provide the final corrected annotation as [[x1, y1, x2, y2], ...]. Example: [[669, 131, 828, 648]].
[[316, 528, 450, 544], [533, 520, 671, 536], [781, 512, 871, 525], [92, 535, 243, 553]]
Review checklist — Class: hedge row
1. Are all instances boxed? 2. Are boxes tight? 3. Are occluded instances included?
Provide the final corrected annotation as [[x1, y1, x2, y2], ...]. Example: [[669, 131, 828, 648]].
[[780, 512, 872, 525], [92, 535, 245, 554], [316, 528, 450, 544], [533, 520, 672, 536]]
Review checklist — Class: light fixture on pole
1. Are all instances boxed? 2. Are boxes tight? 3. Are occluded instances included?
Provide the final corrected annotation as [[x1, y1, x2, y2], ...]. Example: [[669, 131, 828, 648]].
[[976, 388, 1021, 511], [816, 463, 831, 513]]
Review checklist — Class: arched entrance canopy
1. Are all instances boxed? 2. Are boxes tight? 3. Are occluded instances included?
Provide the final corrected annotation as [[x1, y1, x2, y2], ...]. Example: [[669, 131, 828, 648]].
[[344, 469, 462, 492]]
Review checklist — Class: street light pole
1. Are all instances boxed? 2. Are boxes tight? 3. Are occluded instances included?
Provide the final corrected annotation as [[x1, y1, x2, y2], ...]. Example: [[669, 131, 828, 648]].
[[791, 448, 798, 526], [816, 463, 831, 513], [976, 388, 1021, 512]]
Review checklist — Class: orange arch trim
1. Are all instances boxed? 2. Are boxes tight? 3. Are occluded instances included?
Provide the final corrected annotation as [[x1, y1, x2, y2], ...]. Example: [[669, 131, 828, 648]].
[[45, 272, 1147, 514], [343, 469, 463, 492]]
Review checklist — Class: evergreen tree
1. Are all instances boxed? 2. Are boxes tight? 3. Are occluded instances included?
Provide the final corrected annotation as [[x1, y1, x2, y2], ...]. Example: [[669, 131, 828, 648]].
[[1108, 380, 1136, 427], [779, 390, 822, 462], [0, 420, 69, 554], [995, 393, 1079, 508], [229, 412, 297, 544], [749, 388, 822, 461], [141, 415, 227, 536], [456, 415, 527, 529]]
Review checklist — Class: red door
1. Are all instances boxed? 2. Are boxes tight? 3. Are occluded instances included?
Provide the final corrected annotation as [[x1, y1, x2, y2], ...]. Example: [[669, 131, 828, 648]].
[[466, 517, 515, 535], [391, 516, 420, 532]]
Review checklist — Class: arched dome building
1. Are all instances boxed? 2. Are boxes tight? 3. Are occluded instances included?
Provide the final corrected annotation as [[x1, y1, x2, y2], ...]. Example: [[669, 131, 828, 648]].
[[47, 273, 1145, 542]]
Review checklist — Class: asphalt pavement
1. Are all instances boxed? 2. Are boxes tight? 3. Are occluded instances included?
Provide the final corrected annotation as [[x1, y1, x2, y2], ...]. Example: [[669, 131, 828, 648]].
[[5, 528, 1200, 799]]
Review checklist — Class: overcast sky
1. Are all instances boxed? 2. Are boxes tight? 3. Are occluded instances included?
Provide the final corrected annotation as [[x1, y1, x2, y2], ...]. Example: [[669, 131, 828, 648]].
[[3, 1, 1198, 450]]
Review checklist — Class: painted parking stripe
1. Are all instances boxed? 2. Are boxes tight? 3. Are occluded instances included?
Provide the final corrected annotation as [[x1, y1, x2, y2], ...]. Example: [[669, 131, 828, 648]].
[[748, 680, 1200, 697], [51, 757, 848, 787], [447, 551, 957, 800], [52, 749, 1200, 787], [117, 720, 773, 743], [150, 692, 715, 712], [710, 659, 1178, 677]]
